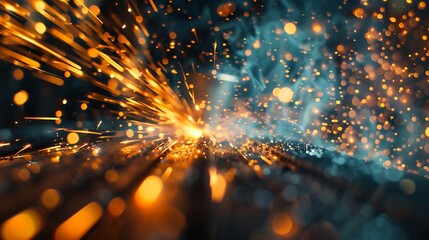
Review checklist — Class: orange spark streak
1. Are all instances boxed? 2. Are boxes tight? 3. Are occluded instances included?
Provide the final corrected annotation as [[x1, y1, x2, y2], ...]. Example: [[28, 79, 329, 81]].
[[14, 144, 31, 156], [57, 129, 102, 135], [37, 145, 61, 152], [0, 143, 10, 148], [260, 156, 273, 165], [24, 117, 60, 121], [54, 202, 103, 240], [148, 0, 158, 13], [0, 0, 203, 155]]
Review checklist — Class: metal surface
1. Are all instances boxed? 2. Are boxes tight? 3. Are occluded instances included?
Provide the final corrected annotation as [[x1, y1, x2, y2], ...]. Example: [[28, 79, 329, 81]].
[[1, 137, 428, 239]]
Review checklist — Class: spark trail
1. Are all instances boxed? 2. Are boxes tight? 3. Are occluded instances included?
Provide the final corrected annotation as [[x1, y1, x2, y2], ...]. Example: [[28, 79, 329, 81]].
[[0, 0, 202, 149]]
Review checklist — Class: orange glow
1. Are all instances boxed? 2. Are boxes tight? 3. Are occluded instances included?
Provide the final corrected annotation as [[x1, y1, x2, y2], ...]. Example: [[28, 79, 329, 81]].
[[87, 48, 98, 58], [271, 213, 293, 236], [54, 202, 103, 240], [272, 212, 294, 236], [105, 169, 119, 183], [34, 22, 46, 34], [88, 5, 100, 15], [1, 208, 42, 240], [126, 129, 134, 138], [217, 2, 236, 17], [278, 87, 294, 103], [34, 1, 45, 11], [13, 90, 29, 105], [284, 22, 297, 35], [134, 175, 163, 207], [209, 168, 227, 202], [80, 103, 88, 110], [108, 197, 126, 217], [161, 167, 173, 181], [154, 207, 186, 239], [40, 188, 62, 209], [353, 7, 365, 18], [12, 69, 24, 80], [66, 132, 79, 144], [273, 87, 280, 96], [183, 126, 203, 139], [312, 23, 322, 34], [55, 110, 62, 117]]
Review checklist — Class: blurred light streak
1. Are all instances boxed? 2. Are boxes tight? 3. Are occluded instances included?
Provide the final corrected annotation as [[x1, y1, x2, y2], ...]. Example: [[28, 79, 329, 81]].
[[209, 167, 227, 202], [216, 73, 239, 83], [14, 144, 31, 156], [1, 208, 42, 240], [54, 202, 103, 240], [134, 175, 163, 207], [161, 167, 173, 181], [24, 117, 60, 121], [0, 143, 10, 148]]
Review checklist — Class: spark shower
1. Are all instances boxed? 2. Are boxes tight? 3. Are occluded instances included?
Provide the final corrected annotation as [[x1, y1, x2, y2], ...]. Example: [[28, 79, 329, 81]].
[[0, 0, 429, 239]]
